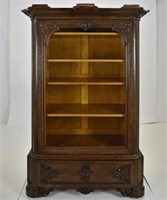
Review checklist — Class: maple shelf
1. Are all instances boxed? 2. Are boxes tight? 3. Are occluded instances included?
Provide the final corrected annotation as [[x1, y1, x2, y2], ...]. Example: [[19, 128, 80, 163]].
[[46, 103, 125, 117], [47, 77, 125, 86], [47, 59, 125, 63]]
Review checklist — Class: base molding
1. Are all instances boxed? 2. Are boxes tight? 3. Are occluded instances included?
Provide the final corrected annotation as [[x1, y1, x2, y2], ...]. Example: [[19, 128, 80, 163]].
[[26, 183, 145, 198], [26, 151, 144, 198]]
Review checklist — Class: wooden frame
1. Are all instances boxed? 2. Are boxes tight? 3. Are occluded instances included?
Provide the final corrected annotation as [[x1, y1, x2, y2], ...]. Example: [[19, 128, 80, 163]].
[[22, 4, 149, 198]]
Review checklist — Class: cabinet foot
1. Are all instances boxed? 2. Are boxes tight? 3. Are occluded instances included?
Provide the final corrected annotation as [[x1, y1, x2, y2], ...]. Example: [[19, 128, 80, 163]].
[[119, 184, 144, 198], [26, 182, 52, 198], [77, 188, 94, 195]]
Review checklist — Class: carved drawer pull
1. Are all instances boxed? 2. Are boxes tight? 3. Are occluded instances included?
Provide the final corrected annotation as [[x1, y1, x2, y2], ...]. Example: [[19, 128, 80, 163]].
[[77, 165, 94, 182], [111, 165, 130, 183], [41, 164, 61, 183]]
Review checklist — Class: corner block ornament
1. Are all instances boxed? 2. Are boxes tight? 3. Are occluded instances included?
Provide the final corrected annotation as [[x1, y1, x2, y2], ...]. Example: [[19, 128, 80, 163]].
[[111, 22, 132, 33], [38, 21, 59, 40]]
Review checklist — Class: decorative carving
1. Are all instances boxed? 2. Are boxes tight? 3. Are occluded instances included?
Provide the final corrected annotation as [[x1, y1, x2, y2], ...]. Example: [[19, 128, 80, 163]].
[[77, 165, 94, 182], [36, 21, 59, 83], [111, 165, 130, 183], [77, 188, 94, 195], [111, 22, 132, 33], [77, 20, 94, 31], [39, 22, 50, 34], [111, 21, 132, 45], [120, 22, 132, 33], [41, 164, 61, 183], [26, 182, 51, 197], [37, 21, 59, 41], [119, 185, 144, 198]]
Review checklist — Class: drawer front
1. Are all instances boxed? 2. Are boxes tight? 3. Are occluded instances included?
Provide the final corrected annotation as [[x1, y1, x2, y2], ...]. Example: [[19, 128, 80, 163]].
[[39, 161, 132, 185]]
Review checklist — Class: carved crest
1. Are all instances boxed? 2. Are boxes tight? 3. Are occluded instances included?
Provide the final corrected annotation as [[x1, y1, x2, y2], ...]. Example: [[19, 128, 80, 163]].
[[77, 165, 94, 182], [41, 164, 61, 183], [111, 165, 130, 183], [77, 20, 94, 31]]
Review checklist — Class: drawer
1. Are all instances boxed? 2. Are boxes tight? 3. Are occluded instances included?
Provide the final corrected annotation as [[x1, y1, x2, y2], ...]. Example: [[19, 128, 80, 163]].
[[39, 161, 132, 185]]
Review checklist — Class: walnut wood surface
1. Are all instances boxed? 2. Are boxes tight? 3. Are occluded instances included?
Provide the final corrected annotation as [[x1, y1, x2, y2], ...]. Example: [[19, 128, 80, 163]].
[[46, 134, 126, 146], [22, 3, 149, 198]]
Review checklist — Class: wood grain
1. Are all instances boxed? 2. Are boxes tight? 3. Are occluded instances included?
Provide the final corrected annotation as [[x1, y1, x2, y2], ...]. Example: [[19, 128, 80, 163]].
[[23, 3, 148, 198]]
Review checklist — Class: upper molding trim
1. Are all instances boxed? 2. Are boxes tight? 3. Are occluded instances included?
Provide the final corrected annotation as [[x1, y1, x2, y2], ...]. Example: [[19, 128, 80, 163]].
[[22, 4, 149, 20]]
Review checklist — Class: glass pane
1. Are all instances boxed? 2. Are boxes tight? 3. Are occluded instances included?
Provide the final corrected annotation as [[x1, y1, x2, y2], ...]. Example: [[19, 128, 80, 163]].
[[45, 32, 126, 147]]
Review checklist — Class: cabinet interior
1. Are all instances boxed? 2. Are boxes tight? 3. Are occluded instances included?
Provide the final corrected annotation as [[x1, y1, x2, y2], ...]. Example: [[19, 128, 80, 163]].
[[45, 32, 126, 147]]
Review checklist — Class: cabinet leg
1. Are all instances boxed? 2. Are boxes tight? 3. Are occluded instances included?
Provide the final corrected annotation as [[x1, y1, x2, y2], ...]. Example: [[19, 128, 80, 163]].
[[77, 188, 94, 195], [119, 184, 144, 198], [26, 182, 52, 198]]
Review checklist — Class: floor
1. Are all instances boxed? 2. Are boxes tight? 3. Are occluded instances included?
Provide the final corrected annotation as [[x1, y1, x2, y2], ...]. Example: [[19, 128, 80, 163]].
[[0, 123, 167, 200]]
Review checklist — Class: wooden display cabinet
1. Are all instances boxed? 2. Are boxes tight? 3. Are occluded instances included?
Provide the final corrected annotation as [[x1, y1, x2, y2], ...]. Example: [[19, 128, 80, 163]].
[[22, 4, 149, 198]]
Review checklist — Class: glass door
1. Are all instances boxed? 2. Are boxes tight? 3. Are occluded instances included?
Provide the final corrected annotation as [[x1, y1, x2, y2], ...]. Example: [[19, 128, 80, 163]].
[[45, 31, 126, 147]]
